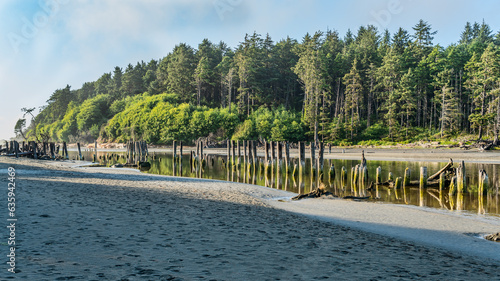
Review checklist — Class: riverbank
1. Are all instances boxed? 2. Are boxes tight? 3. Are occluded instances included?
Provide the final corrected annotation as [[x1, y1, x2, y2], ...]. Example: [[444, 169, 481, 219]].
[[1, 157, 499, 280]]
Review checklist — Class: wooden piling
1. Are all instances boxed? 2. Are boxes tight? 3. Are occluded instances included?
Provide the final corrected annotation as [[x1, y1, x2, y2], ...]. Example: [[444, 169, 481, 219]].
[[179, 141, 183, 160], [277, 142, 283, 164], [403, 168, 410, 187], [173, 140, 177, 160], [284, 142, 290, 173], [376, 166, 381, 185], [32, 141, 38, 159], [395, 177, 402, 189], [478, 170, 488, 214], [252, 140, 257, 165], [318, 142, 324, 170], [77, 143, 82, 160], [341, 166, 347, 188], [329, 164, 335, 183], [264, 140, 268, 164], [243, 140, 247, 165], [227, 139, 231, 164], [310, 142, 316, 175], [271, 141, 276, 163], [237, 140, 241, 166], [439, 172, 445, 194], [63, 142, 68, 159], [298, 142, 305, 169], [457, 160, 466, 193], [50, 142, 55, 159], [231, 140, 236, 166], [388, 172, 393, 182], [14, 141, 18, 158], [419, 167, 427, 189]]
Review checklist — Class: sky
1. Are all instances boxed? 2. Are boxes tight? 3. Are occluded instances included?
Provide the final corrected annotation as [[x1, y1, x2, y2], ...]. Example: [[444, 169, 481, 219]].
[[0, 0, 498, 141]]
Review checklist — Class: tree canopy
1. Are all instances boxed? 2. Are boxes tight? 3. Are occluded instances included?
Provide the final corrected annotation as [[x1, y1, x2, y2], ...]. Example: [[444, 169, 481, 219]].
[[21, 20, 500, 145]]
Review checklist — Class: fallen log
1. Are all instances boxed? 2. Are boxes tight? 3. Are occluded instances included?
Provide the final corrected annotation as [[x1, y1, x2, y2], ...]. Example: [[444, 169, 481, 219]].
[[292, 184, 337, 200], [485, 232, 500, 242], [427, 158, 453, 181], [480, 143, 493, 151]]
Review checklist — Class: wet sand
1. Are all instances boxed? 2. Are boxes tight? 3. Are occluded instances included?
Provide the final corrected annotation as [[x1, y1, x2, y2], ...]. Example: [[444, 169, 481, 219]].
[[1, 157, 500, 280]]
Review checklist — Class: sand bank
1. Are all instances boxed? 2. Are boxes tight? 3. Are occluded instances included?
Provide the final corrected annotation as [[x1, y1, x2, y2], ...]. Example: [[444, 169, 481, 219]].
[[0, 157, 499, 280]]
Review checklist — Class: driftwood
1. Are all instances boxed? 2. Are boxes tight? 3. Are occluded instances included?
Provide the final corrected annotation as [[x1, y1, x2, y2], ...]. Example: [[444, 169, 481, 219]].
[[292, 183, 371, 200], [427, 158, 453, 181], [485, 232, 500, 242], [480, 143, 493, 151], [292, 184, 337, 200]]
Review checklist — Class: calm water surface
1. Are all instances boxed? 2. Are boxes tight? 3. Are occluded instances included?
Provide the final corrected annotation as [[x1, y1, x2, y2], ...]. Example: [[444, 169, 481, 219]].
[[70, 150, 500, 218]]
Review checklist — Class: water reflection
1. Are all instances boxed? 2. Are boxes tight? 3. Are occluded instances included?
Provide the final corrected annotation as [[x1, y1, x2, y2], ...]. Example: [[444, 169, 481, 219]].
[[69, 150, 500, 217]]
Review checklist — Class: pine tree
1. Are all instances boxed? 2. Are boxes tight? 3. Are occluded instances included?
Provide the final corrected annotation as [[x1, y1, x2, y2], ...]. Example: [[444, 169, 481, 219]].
[[343, 59, 363, 140]]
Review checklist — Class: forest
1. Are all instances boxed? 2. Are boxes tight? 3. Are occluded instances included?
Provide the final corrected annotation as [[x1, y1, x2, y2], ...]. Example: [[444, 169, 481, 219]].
[[16, 20, 500, 146]]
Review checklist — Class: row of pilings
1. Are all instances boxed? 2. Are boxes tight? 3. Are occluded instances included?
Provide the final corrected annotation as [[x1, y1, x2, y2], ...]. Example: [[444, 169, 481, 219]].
[[167, 140, 491, 214], [0, 140, 69, 160]]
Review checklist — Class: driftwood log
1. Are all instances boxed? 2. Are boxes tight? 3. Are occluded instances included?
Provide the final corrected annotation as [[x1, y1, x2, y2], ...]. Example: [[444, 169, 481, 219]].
[[292, 183, 370, 200], [427, 158, 453, 181], [485, 232, 500, 242]]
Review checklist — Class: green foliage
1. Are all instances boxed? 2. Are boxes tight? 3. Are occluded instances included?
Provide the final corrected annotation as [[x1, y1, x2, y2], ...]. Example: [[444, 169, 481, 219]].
[[232, 119, 254, 140], [76, 94, 110, 132]]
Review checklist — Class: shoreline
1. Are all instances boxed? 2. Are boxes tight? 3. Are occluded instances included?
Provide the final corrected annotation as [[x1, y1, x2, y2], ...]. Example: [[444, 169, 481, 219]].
[[1, 156, 499, 279]]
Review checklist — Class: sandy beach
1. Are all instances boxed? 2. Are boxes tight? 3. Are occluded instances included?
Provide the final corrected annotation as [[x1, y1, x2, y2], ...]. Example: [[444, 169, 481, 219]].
[[1, 156, 500, 280]]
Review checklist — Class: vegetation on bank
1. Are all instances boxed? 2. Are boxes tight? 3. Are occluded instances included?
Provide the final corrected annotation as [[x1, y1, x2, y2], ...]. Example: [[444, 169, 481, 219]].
[[15, 20, 500, 146]]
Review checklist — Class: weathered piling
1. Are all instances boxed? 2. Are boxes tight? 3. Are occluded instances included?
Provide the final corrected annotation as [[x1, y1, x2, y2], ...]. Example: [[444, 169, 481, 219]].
[[231, 140, 236, 166], [179, 141, 183, 160], [264, 140, 268, 164], [318, 142, 324, 171], [419, 167, 427, 189], [328, 164, 335, 183], [199, 140, 203, 159], [284, 142, 290, 173], [247, 140, 253, 165], [243, 140, 247, 165], [227, 139, 231, 165], [50, 142, 55, 159], [31, 141, 38, 159], [298, 142, 305, 170], [361, 165, 368, 189], [14, 141, 19, 158], [271, 141, 276, 163], [403, 168, 410, 187], [237, 140, 241, 166], [457, 160, 466, 193], [376, 166, 381, 185], [62, 142, 68, 159], [252, 140, 257, 164], [478, 170, 488, 214], [173, 140, 177, 160], [77, 143, 82, 160], [388, 171, 394, 182], [395, 177, 402, 189], [340, 166, 347, 188], [276, 142, 282, 164], [310, 142, 316, 175]]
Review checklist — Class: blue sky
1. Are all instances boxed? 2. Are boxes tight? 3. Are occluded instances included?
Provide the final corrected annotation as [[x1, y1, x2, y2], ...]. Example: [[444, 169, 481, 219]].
[[0, 0, 498, 141]]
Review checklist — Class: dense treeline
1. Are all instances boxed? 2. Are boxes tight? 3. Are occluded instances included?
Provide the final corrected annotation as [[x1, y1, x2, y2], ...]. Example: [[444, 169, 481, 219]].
[[18, 20, 500, 145]]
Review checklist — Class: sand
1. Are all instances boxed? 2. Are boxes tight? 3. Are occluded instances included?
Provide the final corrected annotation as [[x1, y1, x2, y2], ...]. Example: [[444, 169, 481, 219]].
[[1, 156, 500, 280]]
